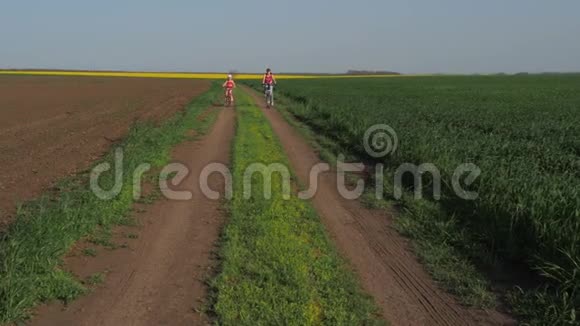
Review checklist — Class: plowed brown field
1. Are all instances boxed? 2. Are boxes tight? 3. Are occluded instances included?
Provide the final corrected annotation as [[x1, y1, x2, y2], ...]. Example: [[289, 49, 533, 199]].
[[0, 76, 210, 224]]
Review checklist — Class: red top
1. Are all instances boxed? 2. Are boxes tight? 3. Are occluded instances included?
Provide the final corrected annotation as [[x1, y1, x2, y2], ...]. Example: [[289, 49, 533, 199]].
[[225, 80, 235, 89], [264, 74, 274, 84]]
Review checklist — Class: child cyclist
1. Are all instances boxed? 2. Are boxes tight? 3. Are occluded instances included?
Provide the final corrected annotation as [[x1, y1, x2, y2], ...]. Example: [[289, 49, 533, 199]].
[[222, 74, 236, 106]]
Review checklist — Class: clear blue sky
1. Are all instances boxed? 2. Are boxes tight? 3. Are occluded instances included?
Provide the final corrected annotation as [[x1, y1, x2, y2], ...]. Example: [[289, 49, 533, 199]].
[[1, 0, 579, 74]]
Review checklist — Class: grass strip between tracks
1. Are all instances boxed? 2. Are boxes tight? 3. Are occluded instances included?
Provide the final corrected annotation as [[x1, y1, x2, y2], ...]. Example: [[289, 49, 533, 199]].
[[0, 82, 223, 323], [209, 89, 382, 325]]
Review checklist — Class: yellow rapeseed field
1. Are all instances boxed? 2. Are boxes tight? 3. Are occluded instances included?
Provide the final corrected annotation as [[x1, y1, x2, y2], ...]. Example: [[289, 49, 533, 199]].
[[0, 70, 423, 79]]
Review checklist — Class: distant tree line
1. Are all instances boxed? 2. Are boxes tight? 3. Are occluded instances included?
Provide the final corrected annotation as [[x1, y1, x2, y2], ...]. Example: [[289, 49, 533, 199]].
[[346, 70, 400, 75]]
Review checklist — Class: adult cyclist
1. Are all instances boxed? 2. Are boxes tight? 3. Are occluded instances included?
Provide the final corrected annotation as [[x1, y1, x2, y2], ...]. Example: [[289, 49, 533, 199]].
[[262, 68, 277, 107]]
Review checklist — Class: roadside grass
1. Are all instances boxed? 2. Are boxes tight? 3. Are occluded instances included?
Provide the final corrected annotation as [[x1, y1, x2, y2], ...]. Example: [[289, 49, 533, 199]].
[[210, 89, 383, 325], [393, 197, 496, 307], [253, 85, 497, 309], [0, 82, 222, 323]]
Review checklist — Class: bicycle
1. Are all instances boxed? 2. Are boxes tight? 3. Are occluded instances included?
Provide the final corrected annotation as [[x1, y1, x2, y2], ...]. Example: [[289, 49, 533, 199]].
[[264, 84, 275, 108], [224, 88, 234, 107]]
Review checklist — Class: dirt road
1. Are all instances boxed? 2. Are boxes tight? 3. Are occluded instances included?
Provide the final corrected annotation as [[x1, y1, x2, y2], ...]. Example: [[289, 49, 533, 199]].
[[29, 107, 235, 326], [14, 81, 512, 325], [244, 87, 513, 326], [0, 76, 209, 224]]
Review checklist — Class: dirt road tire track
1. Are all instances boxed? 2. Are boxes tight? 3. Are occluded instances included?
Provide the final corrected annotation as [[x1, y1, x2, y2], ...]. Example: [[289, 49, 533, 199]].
[[29, 107, 235, 326], [243, 86, 513, 326]]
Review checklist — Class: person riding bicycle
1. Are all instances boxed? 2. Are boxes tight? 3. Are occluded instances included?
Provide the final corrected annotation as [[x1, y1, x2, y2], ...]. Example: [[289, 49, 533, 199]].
[[222, 74, 236, 105], [262, 68, 277, 107], [262, 68, 277, 86]]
